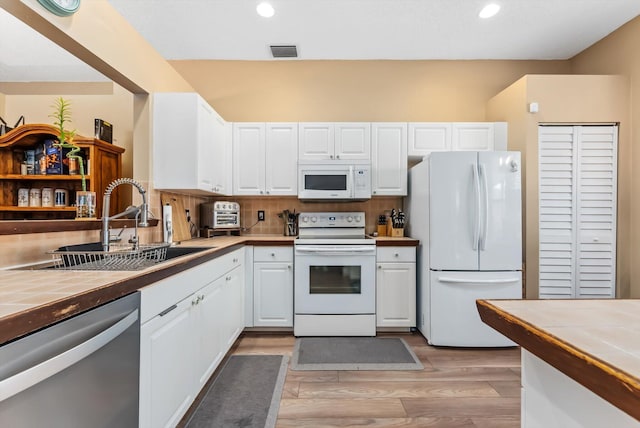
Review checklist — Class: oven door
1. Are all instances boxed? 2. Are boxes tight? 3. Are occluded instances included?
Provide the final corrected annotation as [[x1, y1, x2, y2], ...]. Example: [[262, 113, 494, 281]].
[[294, 245, 376, 314]]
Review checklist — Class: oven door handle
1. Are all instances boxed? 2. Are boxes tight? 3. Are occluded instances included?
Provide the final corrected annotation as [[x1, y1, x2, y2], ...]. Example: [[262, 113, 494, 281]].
[[295, 246, 375, 255]]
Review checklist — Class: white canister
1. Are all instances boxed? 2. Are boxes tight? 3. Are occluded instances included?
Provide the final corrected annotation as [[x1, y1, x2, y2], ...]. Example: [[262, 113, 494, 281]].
[[54, 189, 69, 207], [41, 187, 54, 207], [17, 188, 29, 207], [29, 188, 41, 207]]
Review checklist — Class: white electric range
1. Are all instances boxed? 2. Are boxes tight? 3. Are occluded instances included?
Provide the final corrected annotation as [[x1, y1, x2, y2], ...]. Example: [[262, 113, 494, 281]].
[[293, 212, 376, 336]]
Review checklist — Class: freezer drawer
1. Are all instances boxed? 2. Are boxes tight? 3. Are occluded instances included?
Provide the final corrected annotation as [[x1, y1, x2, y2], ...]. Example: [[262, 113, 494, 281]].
[[428, 270, 521, 347]]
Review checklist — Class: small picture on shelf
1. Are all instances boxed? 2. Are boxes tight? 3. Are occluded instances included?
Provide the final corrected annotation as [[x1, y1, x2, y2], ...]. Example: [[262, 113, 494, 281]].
[[95, 118, 113, 143]]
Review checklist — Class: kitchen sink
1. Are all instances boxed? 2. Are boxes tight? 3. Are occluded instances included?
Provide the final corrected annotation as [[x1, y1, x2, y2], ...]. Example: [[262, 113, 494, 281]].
[[38, 243, 213, 271], [164, 246, 210, 260]]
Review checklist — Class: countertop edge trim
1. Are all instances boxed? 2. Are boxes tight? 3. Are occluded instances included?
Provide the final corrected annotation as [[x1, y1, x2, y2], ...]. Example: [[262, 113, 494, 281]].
[[476, 299, 640, 422], [0, 243, 244, 344]]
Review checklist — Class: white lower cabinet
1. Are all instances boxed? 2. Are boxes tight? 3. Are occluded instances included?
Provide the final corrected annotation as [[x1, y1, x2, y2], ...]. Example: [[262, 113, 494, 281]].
[[139, 249, 244, 428], [140, 297, 196, 428], [253, 247, 294, 327], [376, 247, 416, 328]]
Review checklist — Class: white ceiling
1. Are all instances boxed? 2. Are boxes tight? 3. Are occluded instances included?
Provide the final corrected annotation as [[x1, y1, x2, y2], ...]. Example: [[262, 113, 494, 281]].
[[108, 0, 640, 60], [1, 1, 639, 82]]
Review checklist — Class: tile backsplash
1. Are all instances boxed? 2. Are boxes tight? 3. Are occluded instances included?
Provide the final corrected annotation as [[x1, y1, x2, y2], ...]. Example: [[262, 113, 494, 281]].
[[213, 196, 404, 236]]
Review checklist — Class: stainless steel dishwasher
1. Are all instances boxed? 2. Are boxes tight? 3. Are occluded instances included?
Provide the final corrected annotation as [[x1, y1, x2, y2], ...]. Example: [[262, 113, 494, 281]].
[[0, 292, 140, 427]]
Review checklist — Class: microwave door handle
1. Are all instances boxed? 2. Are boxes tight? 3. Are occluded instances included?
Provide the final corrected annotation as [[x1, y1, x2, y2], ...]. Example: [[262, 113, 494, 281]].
[[349, 165, 355, 198]]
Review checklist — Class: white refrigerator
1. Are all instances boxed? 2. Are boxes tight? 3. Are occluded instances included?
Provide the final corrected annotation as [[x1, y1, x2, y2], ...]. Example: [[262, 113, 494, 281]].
[[407, 151, 522, 347]]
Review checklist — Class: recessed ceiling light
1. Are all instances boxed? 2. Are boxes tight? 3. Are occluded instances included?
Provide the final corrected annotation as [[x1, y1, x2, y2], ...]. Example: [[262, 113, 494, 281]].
[[479, 3, 500, 19], [256, 2, 275, 18]]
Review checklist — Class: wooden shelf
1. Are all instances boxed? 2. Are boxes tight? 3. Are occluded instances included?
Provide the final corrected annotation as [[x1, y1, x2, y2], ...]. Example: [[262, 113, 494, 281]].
[[0, 123, 125, 223], [0, 206, 77, 212], [0, 174, 91, 180]]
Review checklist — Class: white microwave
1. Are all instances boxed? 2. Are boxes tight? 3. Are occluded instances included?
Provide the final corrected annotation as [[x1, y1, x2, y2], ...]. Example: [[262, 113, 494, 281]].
[[298, 163, 371, 200]]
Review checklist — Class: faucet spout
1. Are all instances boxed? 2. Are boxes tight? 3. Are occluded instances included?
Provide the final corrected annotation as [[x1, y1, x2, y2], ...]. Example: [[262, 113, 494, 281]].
[[101, 178, 149, 252]]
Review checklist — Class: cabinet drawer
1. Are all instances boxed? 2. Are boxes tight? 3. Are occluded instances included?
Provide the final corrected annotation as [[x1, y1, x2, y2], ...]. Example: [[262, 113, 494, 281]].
[[377, 247, 416, 263], [254, 246, 293, 263]]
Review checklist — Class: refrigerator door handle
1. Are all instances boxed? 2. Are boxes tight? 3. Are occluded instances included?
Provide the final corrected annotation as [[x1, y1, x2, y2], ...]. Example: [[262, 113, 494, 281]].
[[438, 276, 521, 284], [479, 163, 489, 251], [472, 163, 481, 250]]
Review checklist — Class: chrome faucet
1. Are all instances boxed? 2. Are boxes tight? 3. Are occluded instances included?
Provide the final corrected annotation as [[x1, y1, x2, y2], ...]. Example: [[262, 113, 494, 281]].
[[101, 178, 149, 252]]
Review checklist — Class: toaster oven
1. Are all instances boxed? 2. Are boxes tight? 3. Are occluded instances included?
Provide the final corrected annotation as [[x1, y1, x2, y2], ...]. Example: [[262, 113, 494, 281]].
[[200, 201, 240, 230]]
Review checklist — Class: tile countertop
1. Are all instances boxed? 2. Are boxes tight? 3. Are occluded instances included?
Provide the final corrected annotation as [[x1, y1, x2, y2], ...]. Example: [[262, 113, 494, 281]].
[[0, 234, 418, 345], [477, 299, 640, 422]]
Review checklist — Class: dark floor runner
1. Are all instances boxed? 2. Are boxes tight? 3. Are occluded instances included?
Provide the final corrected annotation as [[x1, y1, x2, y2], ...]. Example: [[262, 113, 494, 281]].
[[185, 355, 288, 428], [291, 337, 423, 371]]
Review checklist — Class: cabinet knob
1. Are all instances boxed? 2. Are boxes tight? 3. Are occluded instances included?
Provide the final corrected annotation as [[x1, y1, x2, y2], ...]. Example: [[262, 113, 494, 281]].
[[233, 258, 238, 263], [226, 275, 231, 281], [266, 190, 270, 194], [378, 264, 382, 269], [336, 155, 340, 159], [288, 265, 292, 269], [593, 237, 600, 242], [271, 252, 275, 257], [260, 190, 264, 194], [395, 253, 399, 257], [373, 190, 377, 194], [330, 155, 334, 159]]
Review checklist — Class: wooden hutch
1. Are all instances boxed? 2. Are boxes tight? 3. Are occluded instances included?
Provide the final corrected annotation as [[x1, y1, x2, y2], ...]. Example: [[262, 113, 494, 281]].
[[0, 124, 125, 220]]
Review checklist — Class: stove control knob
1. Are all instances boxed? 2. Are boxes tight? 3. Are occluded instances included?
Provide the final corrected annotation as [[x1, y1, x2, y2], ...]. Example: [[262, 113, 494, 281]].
[[311, 216, 317, 223], [347, 216, 353, 222], [355, 215, 362, 222], [301, 216, 308, 223]]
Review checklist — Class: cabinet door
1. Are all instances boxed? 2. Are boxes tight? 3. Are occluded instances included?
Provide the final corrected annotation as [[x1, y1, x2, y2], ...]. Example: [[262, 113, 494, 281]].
[[376, 262, 416, 328], [233, 123, 266, 195], [265, 123, 298, 195], [222, 265, 245, 348], [452, 123, 494, 151], [193, 277, 225, 390], [153, 93, 199, 191], [139, 297, 195, 428], [211, 111, 232, 195], [408, 122, 452, 158], [335, 122, 371, 160], [253, 261, 294, 327], [197, 98, 215, 192], [371, 123, 408, 196], [299, 123, 334, 161]]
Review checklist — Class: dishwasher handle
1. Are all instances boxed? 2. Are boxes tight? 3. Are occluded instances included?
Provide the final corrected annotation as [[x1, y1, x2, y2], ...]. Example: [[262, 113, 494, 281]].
[[0, 309, 138, 402]]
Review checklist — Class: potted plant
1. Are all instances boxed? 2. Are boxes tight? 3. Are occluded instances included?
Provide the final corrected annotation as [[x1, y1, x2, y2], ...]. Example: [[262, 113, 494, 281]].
[[49, 97, 95, 218]]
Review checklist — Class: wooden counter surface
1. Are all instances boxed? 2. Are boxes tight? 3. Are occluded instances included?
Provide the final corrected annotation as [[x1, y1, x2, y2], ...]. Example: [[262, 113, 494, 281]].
[[0, 234, 416, 345], [477, 299, 640, 421]]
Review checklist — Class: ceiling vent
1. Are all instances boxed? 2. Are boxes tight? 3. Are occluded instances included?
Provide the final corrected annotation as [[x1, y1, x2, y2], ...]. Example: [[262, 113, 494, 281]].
[[270, 45, 298, 58]]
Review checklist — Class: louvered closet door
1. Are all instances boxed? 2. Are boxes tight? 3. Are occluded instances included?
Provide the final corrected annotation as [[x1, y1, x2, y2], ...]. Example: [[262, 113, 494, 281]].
[[539, 126, 577, 298], [538, 125, 618, 299], [576, 126, 617, 298]]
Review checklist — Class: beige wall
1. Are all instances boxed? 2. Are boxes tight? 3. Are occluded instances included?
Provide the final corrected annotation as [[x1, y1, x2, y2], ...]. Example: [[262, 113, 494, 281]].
[[171, 60, 570, 122], [0, 92, 5, 117], [570, 16, 640, 298], [4, 84, 134, 178], [488, 75, 631, 298]]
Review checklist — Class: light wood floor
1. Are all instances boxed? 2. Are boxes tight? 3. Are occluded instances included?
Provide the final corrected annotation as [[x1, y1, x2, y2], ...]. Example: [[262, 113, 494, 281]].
[[232, 332, 521, 428]]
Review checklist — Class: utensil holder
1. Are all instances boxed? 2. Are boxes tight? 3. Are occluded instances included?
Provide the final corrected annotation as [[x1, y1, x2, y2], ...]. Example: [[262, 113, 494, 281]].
[[390, 228, 404, 237]]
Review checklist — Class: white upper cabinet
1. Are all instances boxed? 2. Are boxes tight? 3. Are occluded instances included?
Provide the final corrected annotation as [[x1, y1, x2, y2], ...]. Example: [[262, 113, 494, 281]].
[[210, 111, 232, 195], [451, 122, 495, 151], [299, 122, 370, 161], [233, 123, 298, 196], [372, 123, 408, 196], [153, 92, 231, 195], [408, 122, 506, 158], [334, 123, 371, 160], [408, 123, 452, 157], [265, 123, 299, 195]]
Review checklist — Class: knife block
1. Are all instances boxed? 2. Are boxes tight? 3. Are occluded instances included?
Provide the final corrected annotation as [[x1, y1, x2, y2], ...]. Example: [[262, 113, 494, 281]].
[[390, 227, 404, 237]]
